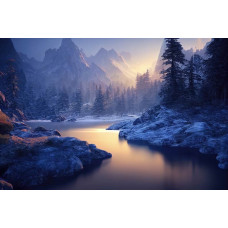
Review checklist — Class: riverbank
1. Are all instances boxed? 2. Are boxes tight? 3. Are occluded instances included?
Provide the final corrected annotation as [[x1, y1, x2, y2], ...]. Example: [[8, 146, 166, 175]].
[[0, 110, 111, 189], [26, 118, 228, 190], [107, 105, 228, 169]]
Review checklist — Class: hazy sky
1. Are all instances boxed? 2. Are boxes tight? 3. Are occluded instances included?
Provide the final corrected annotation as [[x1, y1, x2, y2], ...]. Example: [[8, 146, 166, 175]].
[[12, 38, 210, 74]]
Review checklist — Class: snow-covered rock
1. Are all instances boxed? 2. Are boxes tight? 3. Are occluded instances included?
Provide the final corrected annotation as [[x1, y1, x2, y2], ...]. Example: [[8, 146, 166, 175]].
[[51, 115, 66, 122], [108, 105, 228, 169], [0, 113, 112, 189], [106, 120, 133, 130], [185, 122, 209, 133]]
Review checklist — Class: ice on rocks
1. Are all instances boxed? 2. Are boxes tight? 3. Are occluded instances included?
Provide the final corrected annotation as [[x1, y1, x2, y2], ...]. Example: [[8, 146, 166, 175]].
[[108, 105, 228, 169]]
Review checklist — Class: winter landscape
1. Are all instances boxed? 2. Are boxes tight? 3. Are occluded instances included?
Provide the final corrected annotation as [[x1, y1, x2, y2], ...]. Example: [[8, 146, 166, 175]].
[[1, 38, 228, 190]]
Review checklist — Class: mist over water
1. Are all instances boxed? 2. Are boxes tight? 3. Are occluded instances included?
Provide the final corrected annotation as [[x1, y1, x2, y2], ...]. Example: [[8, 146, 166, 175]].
[[27, 121, 228, 190]]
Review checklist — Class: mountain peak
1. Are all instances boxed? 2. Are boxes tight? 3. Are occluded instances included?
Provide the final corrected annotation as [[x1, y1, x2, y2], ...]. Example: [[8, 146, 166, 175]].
[[59, 38, 80, 53], [61, 38, 75, 47], [109, 48, 117, 55], [95, 48, 123, 62], [97, 47, 108, 55]]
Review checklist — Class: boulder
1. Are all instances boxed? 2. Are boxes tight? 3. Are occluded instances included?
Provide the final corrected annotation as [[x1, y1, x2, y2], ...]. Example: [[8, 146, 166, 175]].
[[107, 120, 133, 130], [0, 178, 13, 190], [10, 125, 61, 138], [51, 115, 66, 122], [0, 110, 13, 134], [34, 126, 48, 132], [1, 135, 111, 189], [67, 118, 77, 122], [33, 126, 61, 137]]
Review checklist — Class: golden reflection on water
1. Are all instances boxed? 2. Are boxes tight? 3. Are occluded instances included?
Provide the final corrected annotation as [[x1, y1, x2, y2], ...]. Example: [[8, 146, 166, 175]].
[[27, 121, 228, 189], [61, 124, 178, 189]]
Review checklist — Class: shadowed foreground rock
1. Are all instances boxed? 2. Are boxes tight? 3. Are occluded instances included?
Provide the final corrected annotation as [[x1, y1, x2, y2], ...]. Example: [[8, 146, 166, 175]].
[[0, 112, 112, 189], [0, 111, 13, 134], [0, 178, 13, 190]]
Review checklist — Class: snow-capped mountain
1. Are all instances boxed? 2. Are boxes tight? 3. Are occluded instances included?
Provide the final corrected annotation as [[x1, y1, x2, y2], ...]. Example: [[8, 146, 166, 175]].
[[87, 48, 135, 86], [23, 38, 110, 94], [120, 51, 132, 62]]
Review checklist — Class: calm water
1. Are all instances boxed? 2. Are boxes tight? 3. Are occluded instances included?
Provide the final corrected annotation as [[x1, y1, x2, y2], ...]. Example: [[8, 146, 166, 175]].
[[27, 120, 228, 190]]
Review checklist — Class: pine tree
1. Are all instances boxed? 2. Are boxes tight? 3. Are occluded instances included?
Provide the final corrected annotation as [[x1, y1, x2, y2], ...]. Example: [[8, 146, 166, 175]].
[[35, 95, 51, 119], [184, 54, 202, 104], [72, 90, 83, 115], [117, 94, 126, 115], [93, 86, 105, 116], [57, 88, 69, 113], [104, 86, 113, 114], [24, 85, 36, 118], [159, 38, 185, 105], [204, 38, 228, 104]]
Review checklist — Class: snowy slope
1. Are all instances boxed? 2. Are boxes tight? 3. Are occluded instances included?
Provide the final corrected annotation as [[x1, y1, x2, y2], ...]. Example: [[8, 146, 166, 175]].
[[88, 48, 135, 86], [25, 39, 110, 93]]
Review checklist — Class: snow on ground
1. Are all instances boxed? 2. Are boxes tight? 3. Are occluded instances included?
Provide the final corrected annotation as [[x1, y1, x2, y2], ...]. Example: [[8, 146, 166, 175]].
[[26, 119, 52, 123], [107, 105, 228, 169], [76, 115, 137, 122], [0, 121, 111, 189], [27, 115, 138, 123]]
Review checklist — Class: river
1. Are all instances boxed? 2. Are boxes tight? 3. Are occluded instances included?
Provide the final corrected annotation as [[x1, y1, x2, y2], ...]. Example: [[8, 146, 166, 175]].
[[27, 120, 228, 190]]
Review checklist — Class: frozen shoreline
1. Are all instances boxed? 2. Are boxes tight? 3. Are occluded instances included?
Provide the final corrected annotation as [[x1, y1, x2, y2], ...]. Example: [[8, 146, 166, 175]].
[[0, 111, 112, 189], [107, 106, 228, 169], [26, 115, 138, 123]]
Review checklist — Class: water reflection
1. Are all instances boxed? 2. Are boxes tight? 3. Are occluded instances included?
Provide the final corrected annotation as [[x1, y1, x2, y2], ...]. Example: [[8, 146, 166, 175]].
[[27, 121, 228, 190]]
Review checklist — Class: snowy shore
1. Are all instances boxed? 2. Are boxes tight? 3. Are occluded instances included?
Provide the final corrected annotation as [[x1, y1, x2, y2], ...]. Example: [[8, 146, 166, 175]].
[[0, 111, 111, 189], [27, 115, 137, 123], [107, 106, 228, 169]]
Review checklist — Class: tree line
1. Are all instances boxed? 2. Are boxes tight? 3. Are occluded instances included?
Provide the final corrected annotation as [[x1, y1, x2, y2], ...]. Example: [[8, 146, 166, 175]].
[[160, 38, 228, 107], [23, 72, 161, 119]]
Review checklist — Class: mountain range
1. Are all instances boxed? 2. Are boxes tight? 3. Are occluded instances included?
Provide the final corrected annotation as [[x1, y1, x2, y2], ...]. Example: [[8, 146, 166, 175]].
[[18, 38, 135, 96], [1, 38, 209, 101]]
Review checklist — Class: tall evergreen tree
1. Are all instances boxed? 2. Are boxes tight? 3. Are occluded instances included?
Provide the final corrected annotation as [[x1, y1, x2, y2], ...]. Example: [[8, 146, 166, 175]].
[[72, 90, 83, 115], [184, 54, 202, 104], [159, 38, 185, 105], [104, 86, 113, 114], [93, 86, 105, 116], [24, 85, 36, 118], [35, 95, 51, 119], [57, 88, 69, 113], [116, 94, 126, 115], [204, 38, 228, 104]]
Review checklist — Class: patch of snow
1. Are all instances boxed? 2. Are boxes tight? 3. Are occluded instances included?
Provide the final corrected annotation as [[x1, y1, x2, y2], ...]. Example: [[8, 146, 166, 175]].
[[107, 105, 228, 170], [76, 115, 137, 123], [185, 122, 209, 133], [26, 120, 51, 123]]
